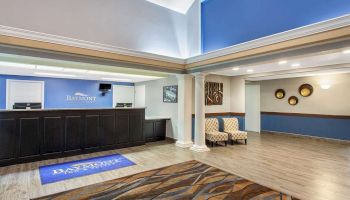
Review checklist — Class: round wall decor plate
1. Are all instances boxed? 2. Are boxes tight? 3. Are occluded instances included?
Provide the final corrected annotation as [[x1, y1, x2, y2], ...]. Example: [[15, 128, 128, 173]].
[[299, 84, 313, 97], [288, 96, 298, 106], [275, 89, 285, 99]]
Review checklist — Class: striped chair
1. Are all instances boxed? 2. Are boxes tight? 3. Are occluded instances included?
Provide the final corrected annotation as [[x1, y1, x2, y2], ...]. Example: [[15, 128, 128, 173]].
[[223, 118, 247, 145], [205, 118, 228, 147]]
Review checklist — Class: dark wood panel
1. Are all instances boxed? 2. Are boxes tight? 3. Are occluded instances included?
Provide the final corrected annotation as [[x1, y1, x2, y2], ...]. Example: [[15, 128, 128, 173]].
[[116, 112, 129, 144], [0, 108, 146, 166], [100, 114, 115, 148], [42, 117, 63, 155], [0, 119, 16, 161], [261, 112, 350, 119], [144, 121, 154, 142], [154, 120, 166, 140], [65, 116, 82, 152], [18, 118, 40, 158], [129, 112, 144, 143], [85, 115, 100, 149]]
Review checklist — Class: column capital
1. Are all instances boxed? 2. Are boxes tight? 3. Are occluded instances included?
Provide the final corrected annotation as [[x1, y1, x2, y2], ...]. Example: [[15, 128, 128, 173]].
[[191, 72, 207, 79], [176, 74, 193, 81]]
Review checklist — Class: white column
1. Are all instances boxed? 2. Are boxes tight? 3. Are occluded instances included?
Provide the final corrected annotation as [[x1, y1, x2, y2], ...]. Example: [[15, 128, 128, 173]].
[[191, 73, 210, 152], [176, 74, 194, 148]]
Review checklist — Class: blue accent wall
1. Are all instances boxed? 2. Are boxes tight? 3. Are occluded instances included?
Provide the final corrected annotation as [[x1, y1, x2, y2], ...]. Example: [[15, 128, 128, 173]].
[[0, 75, 133, 109], [192, 115, 245, 139], [201, 0, 350, 53], [261, 114, 350, 140]]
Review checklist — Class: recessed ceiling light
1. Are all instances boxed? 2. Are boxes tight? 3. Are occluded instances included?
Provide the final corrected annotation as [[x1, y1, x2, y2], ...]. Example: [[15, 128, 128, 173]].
[[0, 61, 36, 69], [101, 77, 133, 82], [343, 49, 350, 54], [36, 65, 64, 71], [291, 63, 301, 67], [232, 67, 240, 71], [247, 69, 254, 73], [278, 60, 288, 65], [34, 72, 77, 77]]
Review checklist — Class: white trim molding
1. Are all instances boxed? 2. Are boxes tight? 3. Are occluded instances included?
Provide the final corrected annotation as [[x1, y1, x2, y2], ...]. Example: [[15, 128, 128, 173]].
[[0, 25, 185, 64], [187, 14, 350, 64]]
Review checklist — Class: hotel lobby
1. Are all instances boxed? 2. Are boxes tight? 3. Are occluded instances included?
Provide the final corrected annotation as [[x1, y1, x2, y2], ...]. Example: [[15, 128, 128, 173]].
[[0, 1, 350, 200]]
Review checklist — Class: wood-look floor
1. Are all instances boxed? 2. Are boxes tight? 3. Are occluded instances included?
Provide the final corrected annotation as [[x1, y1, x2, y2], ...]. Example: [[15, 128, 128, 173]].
[[1, 132, 350, 200]]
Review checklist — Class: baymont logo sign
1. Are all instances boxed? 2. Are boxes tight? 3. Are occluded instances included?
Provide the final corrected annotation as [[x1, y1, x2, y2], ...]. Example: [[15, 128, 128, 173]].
[[52, 159, 121, 175], [66, 92, 97, 103]]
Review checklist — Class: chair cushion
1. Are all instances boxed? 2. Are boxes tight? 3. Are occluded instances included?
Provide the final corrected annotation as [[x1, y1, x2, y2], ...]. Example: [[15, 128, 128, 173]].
[[205, 118, 219, 133], [223, 118, 239, 132], [206, 131, 228, 142], [225, 130, 248, 140]]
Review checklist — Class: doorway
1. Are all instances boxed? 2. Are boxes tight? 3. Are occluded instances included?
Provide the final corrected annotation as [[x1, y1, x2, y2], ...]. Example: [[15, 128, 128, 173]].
[[245, 84, 260, 132]]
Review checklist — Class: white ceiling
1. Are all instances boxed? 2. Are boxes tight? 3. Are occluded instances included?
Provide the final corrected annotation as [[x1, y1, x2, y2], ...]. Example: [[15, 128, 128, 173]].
[[146, 0, 196, 14], [211, 48, 350, 81]]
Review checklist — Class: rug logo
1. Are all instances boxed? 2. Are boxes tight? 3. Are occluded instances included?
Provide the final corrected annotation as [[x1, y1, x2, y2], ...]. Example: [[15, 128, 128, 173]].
[[66, 92, 97, 103], [52, 159, 121, 175]]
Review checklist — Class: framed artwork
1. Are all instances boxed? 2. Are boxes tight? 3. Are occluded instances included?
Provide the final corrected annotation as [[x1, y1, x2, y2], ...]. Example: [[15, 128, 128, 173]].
[[163, 85, 178, 103], [205, 82, 223, 105]]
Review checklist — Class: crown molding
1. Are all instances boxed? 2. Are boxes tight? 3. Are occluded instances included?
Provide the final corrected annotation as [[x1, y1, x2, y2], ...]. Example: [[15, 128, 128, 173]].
[[0, 25, 185, 65], [186, 14, 350, 65]]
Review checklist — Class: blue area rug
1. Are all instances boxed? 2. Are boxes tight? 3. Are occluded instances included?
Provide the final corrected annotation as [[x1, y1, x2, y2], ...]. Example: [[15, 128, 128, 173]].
[[39, 154, 135, 184]]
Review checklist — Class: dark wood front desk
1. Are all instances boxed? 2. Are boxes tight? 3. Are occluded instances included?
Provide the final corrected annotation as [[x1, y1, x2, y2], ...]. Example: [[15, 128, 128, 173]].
[[0, 108, 166, 167]]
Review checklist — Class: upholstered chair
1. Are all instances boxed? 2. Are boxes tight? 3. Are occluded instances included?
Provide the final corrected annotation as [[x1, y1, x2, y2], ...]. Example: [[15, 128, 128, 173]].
[[205, 118, 228, 147], [223, 118, 247, 145]]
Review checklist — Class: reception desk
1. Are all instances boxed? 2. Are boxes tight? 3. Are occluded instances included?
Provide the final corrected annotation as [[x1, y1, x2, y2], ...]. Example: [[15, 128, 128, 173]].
[[0, 108, 147, 166]]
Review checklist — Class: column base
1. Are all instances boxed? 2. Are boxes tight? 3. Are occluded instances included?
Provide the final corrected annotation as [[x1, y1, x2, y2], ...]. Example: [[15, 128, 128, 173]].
[[175, 141, 193, 148], [190, 144, 210, 152]]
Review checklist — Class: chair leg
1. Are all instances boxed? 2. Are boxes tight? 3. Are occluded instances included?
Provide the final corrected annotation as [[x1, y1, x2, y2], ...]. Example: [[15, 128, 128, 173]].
[[245, 139, 247, 145], [225, 141, 227, 146], [231, 140, 234, 145], [212, 141, 214, 147]]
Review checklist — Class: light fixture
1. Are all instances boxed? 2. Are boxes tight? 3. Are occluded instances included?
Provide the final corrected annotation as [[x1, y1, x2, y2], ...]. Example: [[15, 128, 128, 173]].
[[320, 80, 331, 90], [101, 77, 133, 82], [343, 49, 350, 54], [291, 63, 301, 67], [0, 61, 36, 69], [232, 67, 240, 71], [34, 72, 77, 77], [247, 69, 254, 73], [87, 70, 110, 75], [63, 68, 88, 73], [36, 65, 64, 71], [278, 60, 288, 65]]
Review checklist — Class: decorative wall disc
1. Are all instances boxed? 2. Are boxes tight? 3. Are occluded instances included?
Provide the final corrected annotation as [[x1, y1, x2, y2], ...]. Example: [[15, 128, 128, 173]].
[[275, 89, 285, 99], [288, 96, 298, 106], [299, 84, 313, 97]]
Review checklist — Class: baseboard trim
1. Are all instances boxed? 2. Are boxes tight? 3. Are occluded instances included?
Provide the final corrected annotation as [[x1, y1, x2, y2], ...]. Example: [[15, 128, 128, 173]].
[[262, 130, 350, 144]]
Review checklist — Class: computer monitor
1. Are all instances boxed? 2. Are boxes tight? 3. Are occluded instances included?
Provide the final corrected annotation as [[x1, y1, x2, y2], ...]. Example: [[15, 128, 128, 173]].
[[13, 103, 42, 110]]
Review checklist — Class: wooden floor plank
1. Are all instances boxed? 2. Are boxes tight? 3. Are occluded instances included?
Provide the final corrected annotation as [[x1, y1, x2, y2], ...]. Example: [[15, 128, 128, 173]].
[[0, 132, 349, 200]]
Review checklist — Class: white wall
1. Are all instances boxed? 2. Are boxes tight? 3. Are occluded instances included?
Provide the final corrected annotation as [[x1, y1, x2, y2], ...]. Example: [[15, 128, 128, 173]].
[[245, 84, 260, 132], [260, 73, 350, 115], [135, 85, 145, 108], [0, 0, 200, 58], [137, 76, 178, 139]]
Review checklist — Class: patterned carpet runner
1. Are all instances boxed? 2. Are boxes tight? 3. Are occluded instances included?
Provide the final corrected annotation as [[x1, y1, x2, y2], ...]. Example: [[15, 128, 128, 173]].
[[35, 160, 299, 200]]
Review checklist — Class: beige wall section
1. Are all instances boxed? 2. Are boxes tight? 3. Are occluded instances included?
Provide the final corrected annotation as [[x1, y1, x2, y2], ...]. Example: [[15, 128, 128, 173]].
[[260, 73, 350, 115], [191, 74, 246, 114], [0, 0, 200, 58], [136, 76, 178, 139], [230, 76, 245, 113]]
